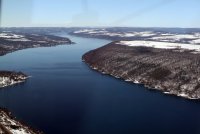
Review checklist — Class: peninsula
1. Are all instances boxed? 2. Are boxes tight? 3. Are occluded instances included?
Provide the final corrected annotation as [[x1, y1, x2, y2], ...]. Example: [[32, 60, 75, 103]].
[[83, 41, 200, 99], [78, 28, 200, 100], [0, 31, 72, 56], [0, 71, 28, 88]]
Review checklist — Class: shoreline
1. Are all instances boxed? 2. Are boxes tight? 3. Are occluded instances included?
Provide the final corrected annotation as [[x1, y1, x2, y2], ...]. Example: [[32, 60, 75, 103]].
[[0, 31, 73, 133], [0, 32, 73, 56], [0, 108, 42, 134], [0, 42, 73, 57], [0, 71, 29, 89], [82, 42, 200, 100], [84, 62, 200, 100]]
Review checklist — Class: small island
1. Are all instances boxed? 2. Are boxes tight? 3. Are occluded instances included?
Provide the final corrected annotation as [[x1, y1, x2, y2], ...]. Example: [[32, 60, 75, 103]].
[[83, 41, 200, 100]]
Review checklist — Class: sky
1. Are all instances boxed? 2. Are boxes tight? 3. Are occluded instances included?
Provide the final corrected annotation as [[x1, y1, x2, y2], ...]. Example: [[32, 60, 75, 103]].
[[1, 0, 200, 28]]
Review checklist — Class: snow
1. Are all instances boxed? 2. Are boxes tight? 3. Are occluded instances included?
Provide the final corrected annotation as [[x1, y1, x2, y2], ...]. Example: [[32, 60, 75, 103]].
[[6, 38, 31, 42], [151, 34, 198, 42], [0, 33, 24, 39], [88, 30, 106, 34], [123, 31, 156, 37], [172, 34, 196, 39], [134, 80, 140, 84], [194, 33, 200, 37], [160, 33, 174, 36], [125, 79, 132, 82], [74, 29, 101, 33], [190, 39, 200, 44], [0, 110, 33, 134], [0, 76, 27, 88], [95, 31, 155, 37], [119, 41, 200, 52], [136, 31, 156, 37], [73, 29, 200, 44], [164, 92, 171, 94], [11, 129, 31, 134], [122, 33, 137, 37], [178, 93, 188, 97], [104, 33, 122, 37], [74, 29, 156, 37], [74, 29, 92, 33]]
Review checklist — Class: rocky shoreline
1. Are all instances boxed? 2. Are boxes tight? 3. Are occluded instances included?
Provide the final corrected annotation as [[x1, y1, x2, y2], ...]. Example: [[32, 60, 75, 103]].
[[82, 42, 200, 100], [0, 108, 42, 134]]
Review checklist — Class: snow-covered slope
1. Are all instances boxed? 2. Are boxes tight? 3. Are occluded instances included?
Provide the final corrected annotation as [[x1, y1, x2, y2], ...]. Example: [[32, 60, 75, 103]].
[[119, 41, 200, 53]]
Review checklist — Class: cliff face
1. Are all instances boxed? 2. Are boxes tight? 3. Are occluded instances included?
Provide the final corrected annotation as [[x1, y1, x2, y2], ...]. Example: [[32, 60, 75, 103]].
[[0, 71, 28, 88], [83, 42, 200, 99]]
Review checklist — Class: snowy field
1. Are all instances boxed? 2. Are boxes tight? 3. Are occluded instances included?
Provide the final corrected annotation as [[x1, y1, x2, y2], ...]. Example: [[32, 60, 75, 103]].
[[0, 33, 31, 42], [73, 29, 200, 44], [119, 41, 200, 53]]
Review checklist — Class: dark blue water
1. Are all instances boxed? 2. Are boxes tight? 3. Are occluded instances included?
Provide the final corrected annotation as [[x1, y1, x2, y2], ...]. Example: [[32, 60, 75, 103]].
[[0, 34, 200, 134]]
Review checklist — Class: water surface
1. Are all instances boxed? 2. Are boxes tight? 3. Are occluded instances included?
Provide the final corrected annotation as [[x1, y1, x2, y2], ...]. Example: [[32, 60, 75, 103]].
[[0, 34, 200, 134]]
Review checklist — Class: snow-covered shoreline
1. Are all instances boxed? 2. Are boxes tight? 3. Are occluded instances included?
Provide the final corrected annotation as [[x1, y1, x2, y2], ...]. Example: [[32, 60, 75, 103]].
[[0, 71, 28, 88], [0, 108, 41, 134]]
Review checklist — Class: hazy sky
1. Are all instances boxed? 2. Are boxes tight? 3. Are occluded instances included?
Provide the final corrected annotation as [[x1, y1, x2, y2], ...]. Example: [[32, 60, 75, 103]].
[[1, 0, 200, 27]]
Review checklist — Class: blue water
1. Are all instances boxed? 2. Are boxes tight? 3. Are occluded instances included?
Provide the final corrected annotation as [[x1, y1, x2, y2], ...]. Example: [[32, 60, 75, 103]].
[[0, 34, 200, 134]]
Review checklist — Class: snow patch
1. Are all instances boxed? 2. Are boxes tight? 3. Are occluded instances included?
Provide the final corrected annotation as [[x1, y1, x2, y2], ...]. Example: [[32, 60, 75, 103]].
[[190, 39, 200, 44], [119, 41, 200, 53], [0, 33, 24, 39], [6, 38, 31, 42], [151, 34, 198, 43]]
